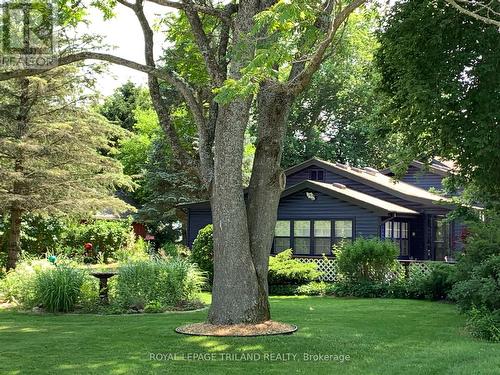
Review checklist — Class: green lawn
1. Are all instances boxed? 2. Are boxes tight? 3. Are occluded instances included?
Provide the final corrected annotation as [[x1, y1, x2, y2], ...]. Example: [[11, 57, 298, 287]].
[[0, 295, 498, 375]]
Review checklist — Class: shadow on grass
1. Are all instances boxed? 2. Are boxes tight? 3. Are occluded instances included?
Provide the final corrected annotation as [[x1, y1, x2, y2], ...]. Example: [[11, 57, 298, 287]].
[[0, 297, 498, 375]]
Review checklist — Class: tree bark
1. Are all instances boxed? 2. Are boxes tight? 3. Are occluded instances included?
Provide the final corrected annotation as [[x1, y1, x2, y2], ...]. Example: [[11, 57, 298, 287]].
[[6, 206, 22, 271], [246, 83, 295, 316], [207, 0, 268, 325]]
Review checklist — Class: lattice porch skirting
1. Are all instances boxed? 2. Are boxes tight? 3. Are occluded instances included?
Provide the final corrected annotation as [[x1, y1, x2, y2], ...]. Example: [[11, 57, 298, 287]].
[[295, 257, 445, 282]]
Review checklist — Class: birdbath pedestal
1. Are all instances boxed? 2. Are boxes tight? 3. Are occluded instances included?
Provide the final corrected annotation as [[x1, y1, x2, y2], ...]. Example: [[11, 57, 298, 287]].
[[90, 272, 117, 304]]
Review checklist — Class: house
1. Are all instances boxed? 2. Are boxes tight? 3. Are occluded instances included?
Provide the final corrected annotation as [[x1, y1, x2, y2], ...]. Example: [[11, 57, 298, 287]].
[[179, 158, 467, 261]]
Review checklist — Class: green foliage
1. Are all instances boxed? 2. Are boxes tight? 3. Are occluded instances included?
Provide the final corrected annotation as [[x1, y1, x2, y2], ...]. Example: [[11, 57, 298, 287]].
[[0, 66, 134, 217], [282, 8, 388, 169], [161, 242, 191, 258], [190, 225, 214, 284], [334, 239, 399, 283], [330, 280, 390, 298], [114, 236, 150, 263], [64, 220, 134, 263], [0, 257, 97, 312], [465, 308, 500, 342], [375, 0, 500, 203], [449, 214, 500, 340], [34, 266, 88, 313], [451, 255, 500, 313], [114, 258, 205, 311], [0, 258, 51, 307], [215, 0, 323, 103], [268, 249, 322, 285], [99, 81, 151, 131], [408, 263, 456, 301], [296, 281, 332, 296]]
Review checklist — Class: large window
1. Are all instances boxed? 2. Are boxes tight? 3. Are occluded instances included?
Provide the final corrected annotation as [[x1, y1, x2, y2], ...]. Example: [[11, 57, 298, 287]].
[[294, 220, 311, 254], [273, 219, 354, 256], [335, 220, 353, 244], [274, 220, 291, 253], [314, 220, 331, 255], [384, 221, 409, 256]]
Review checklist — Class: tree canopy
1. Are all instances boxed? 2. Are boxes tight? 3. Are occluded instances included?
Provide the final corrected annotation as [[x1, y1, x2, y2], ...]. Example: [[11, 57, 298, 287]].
[[375, 0, 500, 204]]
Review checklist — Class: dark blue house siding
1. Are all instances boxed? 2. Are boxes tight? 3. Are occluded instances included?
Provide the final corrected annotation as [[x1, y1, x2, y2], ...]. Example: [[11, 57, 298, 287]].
[[278, 190, 381, 238], [287, 165, 449, 213], [187, 209, 212, 248]]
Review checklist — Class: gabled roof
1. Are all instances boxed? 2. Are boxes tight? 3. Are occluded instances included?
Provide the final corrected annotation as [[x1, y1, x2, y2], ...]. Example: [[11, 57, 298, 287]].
[[285, 158, 451, 207], [283, 180, 419, 216]]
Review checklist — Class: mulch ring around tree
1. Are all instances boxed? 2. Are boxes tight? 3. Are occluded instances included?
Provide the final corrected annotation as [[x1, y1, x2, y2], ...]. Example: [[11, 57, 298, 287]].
[[175, 321, 298, 337]]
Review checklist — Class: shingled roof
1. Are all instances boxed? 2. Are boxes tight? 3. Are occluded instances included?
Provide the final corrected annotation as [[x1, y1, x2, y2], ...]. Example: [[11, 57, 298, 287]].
[[282, 180, 419, 216], [285, 158, 451, 207]]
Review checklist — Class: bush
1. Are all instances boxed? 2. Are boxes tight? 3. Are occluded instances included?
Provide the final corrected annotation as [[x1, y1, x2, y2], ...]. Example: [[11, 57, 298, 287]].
[[34, 266, 89, 312], [334, 238, 399, 283], [451, 256, 500, 312], [268, 249, 322, 285], [0, 258, 51, 307], [64, 220, 133, 263], [268, 284, 299, 296], [0, 257, 98, 312], [114, 258, 205, 311], [114, 235, 149, 263], [0, 215, 68, 259], [465, 308, 500, 342], [161, 242, 191, 258], [449, 214, 500, 341], [330, 280, 390, 298], [420, 263, 455, 301], [296, 281, 334, 296], [191, 224, 214, 283]]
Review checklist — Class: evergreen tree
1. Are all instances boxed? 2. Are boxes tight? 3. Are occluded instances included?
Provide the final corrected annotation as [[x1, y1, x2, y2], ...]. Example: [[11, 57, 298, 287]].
[[0, 66, 133, 269]]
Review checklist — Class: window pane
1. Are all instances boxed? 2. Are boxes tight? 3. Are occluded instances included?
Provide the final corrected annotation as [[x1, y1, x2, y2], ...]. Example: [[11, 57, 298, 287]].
[[317, 170, 324, 181], [294, 238, 310, 254], [275, 221, 290, 236], [394, 222, 401, 239], [274, 238, 290, 253], [314, 220, 331, 237], [401, 222, 408, 239], [384, 222, 392, 238], [294, 221, 310, 237], [310, 170, 317, 180], [335, 220, 353, 238], [314, 238, 331, 255]]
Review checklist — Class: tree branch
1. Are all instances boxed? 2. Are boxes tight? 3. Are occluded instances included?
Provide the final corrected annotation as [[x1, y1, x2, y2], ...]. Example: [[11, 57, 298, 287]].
[[147, 0, 233, 23], [285, 0, 366, 95], [182, 0, 225, 86], [135, 1, 199, 171], [445, 0, 500, 27]]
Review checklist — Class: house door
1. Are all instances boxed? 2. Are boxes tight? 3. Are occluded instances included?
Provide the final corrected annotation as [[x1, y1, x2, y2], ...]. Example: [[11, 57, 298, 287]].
[[382, 220, 409, 258], [433, 216, 451, 261]]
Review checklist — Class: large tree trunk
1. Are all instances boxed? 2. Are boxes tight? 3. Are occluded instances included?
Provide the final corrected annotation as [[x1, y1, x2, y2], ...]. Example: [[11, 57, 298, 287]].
[[6, 206, 22, 271], [246, 84, 295, 313], [207, 0, 270, 324], [6, 78, 29, 271], [208, 82, 295, 324], [208, 99, 266, 324]]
